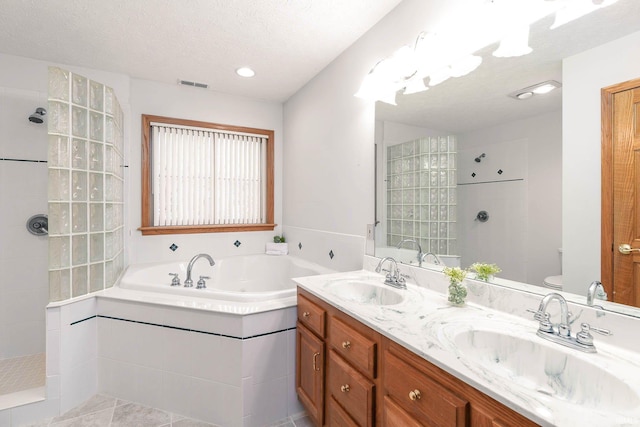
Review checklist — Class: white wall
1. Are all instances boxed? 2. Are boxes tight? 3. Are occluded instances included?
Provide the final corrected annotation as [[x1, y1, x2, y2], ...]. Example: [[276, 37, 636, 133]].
[[563, 30, 640, 295], [283, 0, 456, 271], [128, 79, 284, 265], [458, 111, 562, 287]]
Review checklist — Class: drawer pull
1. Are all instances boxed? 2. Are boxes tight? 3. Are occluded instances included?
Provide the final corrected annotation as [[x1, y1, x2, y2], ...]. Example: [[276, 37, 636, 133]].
[[313, 352, 320, 371], [409, 389, 422, 401], [302, 311, 310, 318], [341, 384, 351, 393], [342, 340, 351, 349]]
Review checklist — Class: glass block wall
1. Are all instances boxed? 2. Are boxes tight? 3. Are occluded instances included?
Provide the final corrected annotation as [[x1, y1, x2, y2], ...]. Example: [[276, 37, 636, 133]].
[[386, 136, 457, 255], [47, 67, 125, 302]]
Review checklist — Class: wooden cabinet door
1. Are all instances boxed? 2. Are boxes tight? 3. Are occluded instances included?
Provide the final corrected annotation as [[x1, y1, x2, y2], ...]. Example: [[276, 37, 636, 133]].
[[297, 322, 325, 426], [382, 396, 428, 427]]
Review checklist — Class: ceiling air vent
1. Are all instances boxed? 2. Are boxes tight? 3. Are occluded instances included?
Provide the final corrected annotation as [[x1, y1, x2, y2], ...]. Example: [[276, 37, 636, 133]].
[[178, 79, 209, 89]]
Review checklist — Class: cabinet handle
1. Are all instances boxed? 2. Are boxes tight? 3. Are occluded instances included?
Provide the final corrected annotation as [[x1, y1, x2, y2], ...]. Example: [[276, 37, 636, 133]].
[[302, 311, 310, 318], [312, 352, 320, 371], [409, 389, 422, 401], [342, 340, 351, 349], [341, 384, 350, 393]]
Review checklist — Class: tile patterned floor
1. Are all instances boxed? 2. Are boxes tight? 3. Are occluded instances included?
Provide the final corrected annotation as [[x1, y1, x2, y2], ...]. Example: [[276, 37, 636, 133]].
[[26, 394, 313, 427], [0, 353, 45, 395]]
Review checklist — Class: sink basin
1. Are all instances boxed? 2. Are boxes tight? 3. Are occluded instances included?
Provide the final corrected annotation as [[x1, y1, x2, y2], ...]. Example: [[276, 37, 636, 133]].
[[453, 328, 640, 411], [324, 280, 404, 306]]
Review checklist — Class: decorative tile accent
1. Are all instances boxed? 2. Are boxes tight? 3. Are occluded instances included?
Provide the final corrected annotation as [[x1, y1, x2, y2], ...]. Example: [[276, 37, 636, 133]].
[[234, 240, 242, 247], [298, 242, 303, 250], [497, 169, 504, 175], [471, 172, 476, 177], [329, 250, 334, 259], [169, 243, 178, 252]]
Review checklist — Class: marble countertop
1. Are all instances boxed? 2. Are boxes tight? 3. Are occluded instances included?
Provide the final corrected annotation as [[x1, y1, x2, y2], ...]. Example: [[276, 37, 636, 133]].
[[294, 270, 640, 427]]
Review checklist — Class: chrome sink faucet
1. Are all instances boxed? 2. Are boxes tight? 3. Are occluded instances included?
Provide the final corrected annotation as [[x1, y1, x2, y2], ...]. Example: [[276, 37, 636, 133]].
[[586, 281, 607, 306], [420, 251, 443, 266], [375, 257, 406, 289], [396, 239, 423, 266], [184, 254, 215, 288], [530, 292, 611, 353]]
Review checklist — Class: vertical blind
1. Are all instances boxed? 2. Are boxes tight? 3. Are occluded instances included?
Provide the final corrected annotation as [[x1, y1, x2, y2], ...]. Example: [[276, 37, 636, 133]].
[[151, 123, 267, 226]]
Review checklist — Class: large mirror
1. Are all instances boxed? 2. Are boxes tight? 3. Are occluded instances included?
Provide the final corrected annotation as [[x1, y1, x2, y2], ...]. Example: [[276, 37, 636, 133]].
[[373, 0, 640, 315]]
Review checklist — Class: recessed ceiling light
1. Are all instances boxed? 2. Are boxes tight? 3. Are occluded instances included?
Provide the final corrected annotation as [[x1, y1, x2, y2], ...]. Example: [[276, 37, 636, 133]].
[[508, 80, 562, 100], [516, 91, 534, 100], [236, 67, 255, 78]]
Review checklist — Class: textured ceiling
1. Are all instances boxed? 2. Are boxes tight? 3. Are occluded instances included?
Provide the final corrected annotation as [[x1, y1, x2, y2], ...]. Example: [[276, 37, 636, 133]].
[[375, 0, 640, 134], [0, 0, 402, 101]]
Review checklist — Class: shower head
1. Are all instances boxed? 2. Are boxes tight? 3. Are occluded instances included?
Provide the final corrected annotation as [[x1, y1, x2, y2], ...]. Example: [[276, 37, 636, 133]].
[[474, 153, 486, 163], [28, 107, 47, 124]]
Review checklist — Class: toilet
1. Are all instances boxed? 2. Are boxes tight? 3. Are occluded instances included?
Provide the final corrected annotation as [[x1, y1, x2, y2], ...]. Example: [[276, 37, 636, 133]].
[[542, 274, 563, 290], [542, 248, 563, 290]]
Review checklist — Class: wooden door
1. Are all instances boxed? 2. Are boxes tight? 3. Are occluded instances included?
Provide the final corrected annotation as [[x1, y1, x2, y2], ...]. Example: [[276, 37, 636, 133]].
[[297, 322, 325, 426], [602, 79, 640, 307]]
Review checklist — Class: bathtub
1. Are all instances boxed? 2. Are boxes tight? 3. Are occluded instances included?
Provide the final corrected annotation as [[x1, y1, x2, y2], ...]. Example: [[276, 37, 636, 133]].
[[118, 254, 335, 304]]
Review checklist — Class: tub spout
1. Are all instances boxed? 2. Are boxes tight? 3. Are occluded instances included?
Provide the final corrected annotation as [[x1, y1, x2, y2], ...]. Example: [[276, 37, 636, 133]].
[[185, 254, 215, 287]]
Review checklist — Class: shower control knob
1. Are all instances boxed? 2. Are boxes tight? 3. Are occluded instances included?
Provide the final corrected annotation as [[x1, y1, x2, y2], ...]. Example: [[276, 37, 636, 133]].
[[196, 276, 210, 289]]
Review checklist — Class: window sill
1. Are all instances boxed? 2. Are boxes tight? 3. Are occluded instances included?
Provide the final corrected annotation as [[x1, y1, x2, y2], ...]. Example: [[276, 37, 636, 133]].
[[139, 224, 277, 236]]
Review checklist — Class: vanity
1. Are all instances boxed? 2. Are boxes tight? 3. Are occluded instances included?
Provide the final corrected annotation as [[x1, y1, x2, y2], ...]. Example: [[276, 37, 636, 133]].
[[293, 259, 640, 427]]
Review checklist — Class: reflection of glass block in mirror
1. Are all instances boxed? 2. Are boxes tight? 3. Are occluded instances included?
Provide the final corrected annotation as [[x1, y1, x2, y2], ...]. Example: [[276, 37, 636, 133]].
[[439, 222, 448, 238], [449, 170, 457, 186], [440, 205, 448, 220], [430, 188, 438, 203], [403, 140, 416, 156], [440, 171, 448, 187], [449, 223, 457, 238], [430, 137, 439, 153], [429, 239, 438, 253], [402, 173, 414, 188], [389, 175, 401, 189], [449, 206, 457, 221], [392, 159, 401, 174], [420, 189, 429, 204], [402, 159, 413, 173], [448, 240, 457, 255], [389, 234, 401, 246], [430, 154, 439, 170], [391, 190, 402, 204], [448, 135, 457, 152], [439, 188, 448, 204], [402, 189, 414, 204], [449, 188, 457, 204], [403, 221, 414, 236], [420, 172, 429, 187], [430, 171, 438, 187], [402, 205, 414, 220], [439, 240, 448, 255], [420, 222, 429, 238], [440, 154, 448, 169], [420, 155, 429, 171], [430, 205, 438, 221], [439, 137, 448, 152], [389, 144, 402, 159], [430, 222, 438, 238], [392, 205, 402, 219], [449, 154, 457, 169], [420, 138, 429, 153]]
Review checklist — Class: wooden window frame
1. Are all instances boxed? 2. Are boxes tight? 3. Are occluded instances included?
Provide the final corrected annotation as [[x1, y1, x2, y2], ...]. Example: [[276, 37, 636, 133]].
[[140, 114, 275, 235]]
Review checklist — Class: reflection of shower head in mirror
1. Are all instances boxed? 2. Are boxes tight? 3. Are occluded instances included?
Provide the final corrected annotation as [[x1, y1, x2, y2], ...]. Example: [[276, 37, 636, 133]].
[[474, 153, 486, 163]]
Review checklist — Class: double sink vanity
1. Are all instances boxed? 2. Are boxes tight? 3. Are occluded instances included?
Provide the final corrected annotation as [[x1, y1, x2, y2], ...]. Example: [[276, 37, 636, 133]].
[[293, 256, 640, 426]]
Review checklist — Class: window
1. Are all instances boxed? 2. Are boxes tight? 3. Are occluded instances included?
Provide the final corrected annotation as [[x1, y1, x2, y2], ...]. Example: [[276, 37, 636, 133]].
[[140, 115, 275, 235]]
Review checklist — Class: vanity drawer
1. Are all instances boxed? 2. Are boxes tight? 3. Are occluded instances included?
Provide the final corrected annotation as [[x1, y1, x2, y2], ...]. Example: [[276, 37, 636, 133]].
[[298, 293, 326, 338], [382, 395, 425, 427], [329, 316, 377, 377], [328, 396, 359, 427], [328, 350, 375, 427], [384, 350, 467, 427]]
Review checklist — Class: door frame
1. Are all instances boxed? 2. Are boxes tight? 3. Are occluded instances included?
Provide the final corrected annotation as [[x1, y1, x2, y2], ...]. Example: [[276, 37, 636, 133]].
[[601, 77, 640, 297]]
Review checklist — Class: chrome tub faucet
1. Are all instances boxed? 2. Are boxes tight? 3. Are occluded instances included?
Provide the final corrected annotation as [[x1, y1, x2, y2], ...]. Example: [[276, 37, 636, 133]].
[[184, 254, 215, 288]]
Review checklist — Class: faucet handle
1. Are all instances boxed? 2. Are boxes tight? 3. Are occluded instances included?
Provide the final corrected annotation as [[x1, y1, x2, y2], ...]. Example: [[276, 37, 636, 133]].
[[196, 275, 210, 289], [168, 273, 181, 286], [576, 323, 612, 346]]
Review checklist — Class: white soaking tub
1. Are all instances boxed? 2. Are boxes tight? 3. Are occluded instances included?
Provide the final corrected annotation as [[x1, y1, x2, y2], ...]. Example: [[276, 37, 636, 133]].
[[118, 254, 334, 303]]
